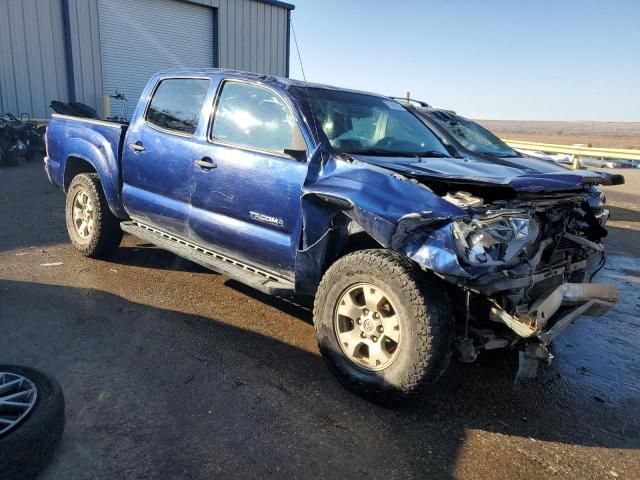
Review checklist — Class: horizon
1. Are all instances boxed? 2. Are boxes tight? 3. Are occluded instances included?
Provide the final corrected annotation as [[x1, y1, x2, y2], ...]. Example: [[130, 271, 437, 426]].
[[288, 0, 640, 123]]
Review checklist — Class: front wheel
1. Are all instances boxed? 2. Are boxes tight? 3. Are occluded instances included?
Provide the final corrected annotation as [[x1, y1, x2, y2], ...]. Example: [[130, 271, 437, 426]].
[[65, 173, 122, 258], [313, 249, 453, 403]]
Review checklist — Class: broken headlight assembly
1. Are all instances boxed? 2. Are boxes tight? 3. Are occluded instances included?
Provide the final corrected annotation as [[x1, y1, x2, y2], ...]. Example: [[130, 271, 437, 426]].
[[452, 211, 539, 267]]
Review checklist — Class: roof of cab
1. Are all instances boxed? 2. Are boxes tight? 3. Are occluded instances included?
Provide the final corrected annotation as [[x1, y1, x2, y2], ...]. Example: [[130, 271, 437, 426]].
[[152, 68, 389, 99]]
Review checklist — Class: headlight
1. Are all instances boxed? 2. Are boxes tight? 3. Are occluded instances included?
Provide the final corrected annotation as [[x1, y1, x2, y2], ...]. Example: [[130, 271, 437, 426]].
[[452, 213, 539, 267], [586, 186, 605, 208]]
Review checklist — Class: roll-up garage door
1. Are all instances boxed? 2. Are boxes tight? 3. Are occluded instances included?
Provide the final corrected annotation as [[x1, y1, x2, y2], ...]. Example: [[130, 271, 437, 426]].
[[98, 0, 215, 119]]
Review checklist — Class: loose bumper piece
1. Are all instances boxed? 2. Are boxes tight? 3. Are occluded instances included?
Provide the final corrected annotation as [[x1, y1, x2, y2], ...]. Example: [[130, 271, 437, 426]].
[[490, 282, 619, 340]]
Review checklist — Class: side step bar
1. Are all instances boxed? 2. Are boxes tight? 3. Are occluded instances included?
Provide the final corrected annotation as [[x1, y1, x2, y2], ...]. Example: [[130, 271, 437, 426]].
[[120, 221, 295, 296]]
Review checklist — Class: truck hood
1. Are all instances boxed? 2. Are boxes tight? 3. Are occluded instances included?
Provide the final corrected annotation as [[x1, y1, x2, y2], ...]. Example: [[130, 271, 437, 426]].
[[351, 154, 612, 193]]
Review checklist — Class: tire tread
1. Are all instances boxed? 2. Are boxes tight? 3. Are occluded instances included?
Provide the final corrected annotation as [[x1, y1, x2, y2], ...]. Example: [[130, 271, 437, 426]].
[[65, 173, 122, 258], [313, 249, 452, 404]]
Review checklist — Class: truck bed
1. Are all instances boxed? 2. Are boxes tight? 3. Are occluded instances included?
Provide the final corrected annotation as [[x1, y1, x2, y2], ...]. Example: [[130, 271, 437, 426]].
[[45, 114, 129, 218]]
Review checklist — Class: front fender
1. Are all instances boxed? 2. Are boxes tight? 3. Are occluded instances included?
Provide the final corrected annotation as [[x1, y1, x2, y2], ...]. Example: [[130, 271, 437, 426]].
[[295, 154, 468, 291], [301, 154, 464, 245]]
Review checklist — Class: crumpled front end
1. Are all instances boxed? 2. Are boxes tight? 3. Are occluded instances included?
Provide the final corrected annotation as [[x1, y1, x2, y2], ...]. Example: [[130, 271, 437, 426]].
[[396, 189, 619, 367], [300, 152, 619, 370]]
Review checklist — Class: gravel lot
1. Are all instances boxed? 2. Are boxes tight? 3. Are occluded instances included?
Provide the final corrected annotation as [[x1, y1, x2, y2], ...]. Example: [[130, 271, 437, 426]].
[[1, 162, 638, 479]]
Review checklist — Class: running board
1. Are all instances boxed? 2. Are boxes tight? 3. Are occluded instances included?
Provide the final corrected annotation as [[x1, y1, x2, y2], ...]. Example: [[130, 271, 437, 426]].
[[120, 221, 295, 296]]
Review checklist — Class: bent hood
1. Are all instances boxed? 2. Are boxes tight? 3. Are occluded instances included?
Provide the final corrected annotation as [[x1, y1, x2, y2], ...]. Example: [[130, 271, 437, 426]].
[[352, 155, 613, 193]]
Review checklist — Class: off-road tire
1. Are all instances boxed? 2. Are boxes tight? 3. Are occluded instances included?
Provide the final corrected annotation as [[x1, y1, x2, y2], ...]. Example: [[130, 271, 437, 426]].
[[314, 249, 453, 404], [0, 365, 65, 480], [65, 173, 122, 258]]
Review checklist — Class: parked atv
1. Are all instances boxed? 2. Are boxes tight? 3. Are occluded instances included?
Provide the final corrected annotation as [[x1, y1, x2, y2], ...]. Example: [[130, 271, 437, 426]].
[[0, 114, 45, 165]]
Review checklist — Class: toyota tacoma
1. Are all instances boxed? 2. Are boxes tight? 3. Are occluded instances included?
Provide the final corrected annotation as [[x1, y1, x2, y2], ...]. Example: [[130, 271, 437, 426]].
[[44, 69, 622, 402]]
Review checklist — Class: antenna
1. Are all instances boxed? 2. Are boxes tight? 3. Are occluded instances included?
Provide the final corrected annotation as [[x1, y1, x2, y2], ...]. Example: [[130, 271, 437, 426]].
[[290, 19, 321, 146]]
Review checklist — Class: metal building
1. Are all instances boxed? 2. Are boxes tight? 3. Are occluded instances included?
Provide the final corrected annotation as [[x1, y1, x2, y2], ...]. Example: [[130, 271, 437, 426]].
[[0, 0, 294, 119]]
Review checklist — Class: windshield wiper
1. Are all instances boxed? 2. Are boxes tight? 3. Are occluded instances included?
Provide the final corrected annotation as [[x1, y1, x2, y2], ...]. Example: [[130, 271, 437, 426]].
[[410, 150, 449, 158], [344, 149, 412, 157], [481, 151, 517, 158], [344, 149, 449, 158]]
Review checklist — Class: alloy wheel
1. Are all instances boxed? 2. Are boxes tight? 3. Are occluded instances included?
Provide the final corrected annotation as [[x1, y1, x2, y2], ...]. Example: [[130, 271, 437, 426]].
[[334, 283, 402, 371]]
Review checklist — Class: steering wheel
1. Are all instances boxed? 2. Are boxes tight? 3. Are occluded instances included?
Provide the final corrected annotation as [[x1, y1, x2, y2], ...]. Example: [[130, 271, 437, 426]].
[[374, 137, 419, 151], [374, 137, 396, 149]]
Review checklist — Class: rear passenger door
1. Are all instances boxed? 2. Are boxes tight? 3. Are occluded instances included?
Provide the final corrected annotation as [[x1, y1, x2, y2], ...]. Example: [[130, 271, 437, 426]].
[[121, 77, 211, 238], [188, 80, 309, 279]]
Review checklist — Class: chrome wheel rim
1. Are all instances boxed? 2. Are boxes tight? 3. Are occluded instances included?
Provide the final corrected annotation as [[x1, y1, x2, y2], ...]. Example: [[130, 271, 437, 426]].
[[0, 372, 38, 436], [72, 190, 95, 239], [334, 283, 402, 371]]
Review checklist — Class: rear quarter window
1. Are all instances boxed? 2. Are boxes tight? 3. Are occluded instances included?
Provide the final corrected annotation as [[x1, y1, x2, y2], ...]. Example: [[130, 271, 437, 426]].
[[146, 78, 210, 135]]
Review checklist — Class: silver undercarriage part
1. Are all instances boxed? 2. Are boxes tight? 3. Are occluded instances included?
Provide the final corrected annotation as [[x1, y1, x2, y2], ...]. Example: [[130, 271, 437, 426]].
[[516, 342, 554, 383], [489, 282, 618, 339]]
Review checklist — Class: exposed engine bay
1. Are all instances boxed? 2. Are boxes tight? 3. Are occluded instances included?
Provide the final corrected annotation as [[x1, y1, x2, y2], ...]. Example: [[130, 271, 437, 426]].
[[417, 187, 618, 376]]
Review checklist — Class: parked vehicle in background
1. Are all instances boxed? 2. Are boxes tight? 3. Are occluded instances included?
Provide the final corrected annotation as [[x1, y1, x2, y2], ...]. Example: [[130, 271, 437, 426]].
[[396, 99, 638, 170], [390, 97, 523, 161], [44, 69, 623, 402], [518, 149, 634, 169], [392, 97, 622, 214]]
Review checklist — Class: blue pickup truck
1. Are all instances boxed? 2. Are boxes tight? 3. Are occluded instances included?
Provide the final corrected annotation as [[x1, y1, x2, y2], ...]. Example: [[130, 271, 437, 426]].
[[45, 69, 621, 402]]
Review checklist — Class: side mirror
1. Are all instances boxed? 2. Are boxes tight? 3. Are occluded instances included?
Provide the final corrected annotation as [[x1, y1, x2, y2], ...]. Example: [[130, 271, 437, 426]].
[[284, 148, 307, 162]]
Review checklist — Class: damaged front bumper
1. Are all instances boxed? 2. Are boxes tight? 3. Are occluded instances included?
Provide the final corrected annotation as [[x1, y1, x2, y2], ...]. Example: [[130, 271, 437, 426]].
[[494, 282, 618, 382], [489, 282, 619, 342]]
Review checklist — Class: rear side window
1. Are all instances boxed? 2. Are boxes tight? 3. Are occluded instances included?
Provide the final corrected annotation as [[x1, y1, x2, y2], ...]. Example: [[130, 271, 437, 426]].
[[211, 81, 304, 154], [146, 78, 210, 135]]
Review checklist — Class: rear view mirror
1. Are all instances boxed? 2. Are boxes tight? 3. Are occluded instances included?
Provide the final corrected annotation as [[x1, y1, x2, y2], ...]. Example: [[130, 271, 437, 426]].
[[284, 148, 307, 162]]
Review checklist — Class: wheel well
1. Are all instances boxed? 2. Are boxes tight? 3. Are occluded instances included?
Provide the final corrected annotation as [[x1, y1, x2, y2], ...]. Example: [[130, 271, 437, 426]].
[[338, 230, 382, 257], [64, 156, 96, 191], [323, 217, 383, 271]]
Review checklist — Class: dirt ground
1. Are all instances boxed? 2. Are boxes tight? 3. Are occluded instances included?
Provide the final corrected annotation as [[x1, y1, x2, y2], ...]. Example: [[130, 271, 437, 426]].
[[478, 120, 640, 149], [1, 162, 639, 479]]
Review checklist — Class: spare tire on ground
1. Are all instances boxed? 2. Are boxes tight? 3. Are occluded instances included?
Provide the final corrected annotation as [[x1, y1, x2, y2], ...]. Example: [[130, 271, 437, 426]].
[[0, 365, 65, 480]]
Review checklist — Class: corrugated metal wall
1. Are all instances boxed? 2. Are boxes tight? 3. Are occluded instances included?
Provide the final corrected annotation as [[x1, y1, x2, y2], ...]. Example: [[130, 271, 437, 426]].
[[217, 0, 289, 76], [0, 0, 291, 119], [66, 0, 104, 115], [0, 0, 70, 118]]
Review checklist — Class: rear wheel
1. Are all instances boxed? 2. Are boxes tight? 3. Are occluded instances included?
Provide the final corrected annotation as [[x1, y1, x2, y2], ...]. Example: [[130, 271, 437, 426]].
[[65, 173, 122, 258], [314, 249, 453, 403]]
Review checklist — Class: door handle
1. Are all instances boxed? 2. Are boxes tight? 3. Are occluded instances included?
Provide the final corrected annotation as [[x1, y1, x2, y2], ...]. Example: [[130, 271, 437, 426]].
[[194, 157, 217, 170], [129, 141, 145, 152]]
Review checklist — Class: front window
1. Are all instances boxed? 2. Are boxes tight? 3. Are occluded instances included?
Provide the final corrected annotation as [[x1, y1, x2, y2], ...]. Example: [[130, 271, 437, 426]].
[[300, 88, 449, 158], [432, 115, 518, 158], [211, 81, 304, 154]]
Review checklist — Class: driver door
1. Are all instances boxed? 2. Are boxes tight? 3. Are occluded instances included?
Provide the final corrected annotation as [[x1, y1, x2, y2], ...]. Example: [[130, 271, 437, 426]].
[[188, 80, 309, 279]]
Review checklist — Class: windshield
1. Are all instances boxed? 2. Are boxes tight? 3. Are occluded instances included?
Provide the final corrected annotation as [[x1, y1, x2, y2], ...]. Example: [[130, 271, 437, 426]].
[[432, 115, 518, 157], [299, 88, 449, 157]]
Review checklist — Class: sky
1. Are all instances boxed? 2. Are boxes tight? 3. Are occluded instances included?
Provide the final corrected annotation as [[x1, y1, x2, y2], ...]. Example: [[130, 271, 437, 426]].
[[288, 0, 640, 121]]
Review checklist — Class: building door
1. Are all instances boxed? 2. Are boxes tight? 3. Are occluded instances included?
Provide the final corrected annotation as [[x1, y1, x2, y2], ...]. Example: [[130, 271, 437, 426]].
[[98, 0, 216, 119]]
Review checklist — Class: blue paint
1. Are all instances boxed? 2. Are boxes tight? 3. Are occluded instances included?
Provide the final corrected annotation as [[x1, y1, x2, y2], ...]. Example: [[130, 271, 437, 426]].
[[45, 69, 621, 292]]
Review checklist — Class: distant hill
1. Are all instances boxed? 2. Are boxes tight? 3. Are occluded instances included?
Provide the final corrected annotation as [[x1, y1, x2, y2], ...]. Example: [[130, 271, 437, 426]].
[[476, 120, 640, 149]]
